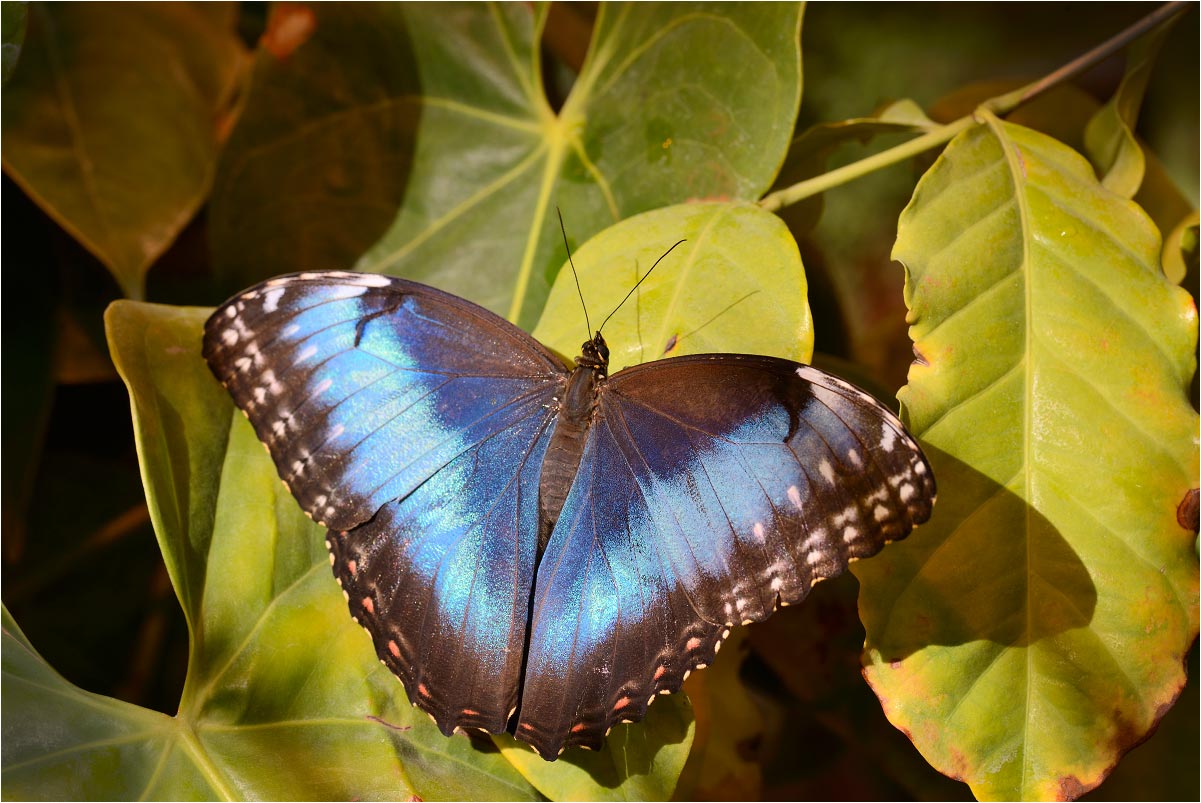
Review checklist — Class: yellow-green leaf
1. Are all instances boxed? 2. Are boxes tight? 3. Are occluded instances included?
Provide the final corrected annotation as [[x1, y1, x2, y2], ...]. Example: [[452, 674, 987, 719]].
[[855, 115, 1199, 800], [532, 201, 813, 371]]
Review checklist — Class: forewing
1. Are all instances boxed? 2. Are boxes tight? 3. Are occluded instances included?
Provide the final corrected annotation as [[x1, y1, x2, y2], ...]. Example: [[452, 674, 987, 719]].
[[203, 271, 568, 532], [516, 355, 934, 756], [203, 271, 568, 735]]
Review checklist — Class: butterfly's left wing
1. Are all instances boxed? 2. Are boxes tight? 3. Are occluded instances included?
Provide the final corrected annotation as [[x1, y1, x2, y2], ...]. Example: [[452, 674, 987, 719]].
[[514, 355, 934, 756], [203, 271, 570, 737]]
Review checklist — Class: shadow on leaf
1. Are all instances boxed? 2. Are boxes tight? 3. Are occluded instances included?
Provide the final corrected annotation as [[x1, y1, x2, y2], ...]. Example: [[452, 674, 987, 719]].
[[861, 442, 1098, 661]]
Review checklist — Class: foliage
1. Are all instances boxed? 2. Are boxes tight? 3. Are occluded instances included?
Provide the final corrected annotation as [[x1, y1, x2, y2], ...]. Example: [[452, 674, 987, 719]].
[[2, 3, 1197, 801]]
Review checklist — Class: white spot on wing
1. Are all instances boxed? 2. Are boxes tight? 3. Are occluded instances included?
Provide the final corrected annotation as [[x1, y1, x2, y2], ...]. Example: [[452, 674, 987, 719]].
[[848, 448, 863, 467], [787, 485, 802, 508], [297, 345, 318, 361], [881, 427, 897, 453], [354, 274, 392, 287], [900, 483, 916, 501], [263, 287, 286, 312], [222, 329, 238, 346], [800, 529, 826, 551], [873, 505, 890, 522], [752, 522, 766, 542], [819, 460, 835, 483]]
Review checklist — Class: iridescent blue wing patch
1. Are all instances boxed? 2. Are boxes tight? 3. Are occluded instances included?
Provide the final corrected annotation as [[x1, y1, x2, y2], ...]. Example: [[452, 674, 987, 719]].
[[203, 272, 568, 735], [515, 355, 934, 755]]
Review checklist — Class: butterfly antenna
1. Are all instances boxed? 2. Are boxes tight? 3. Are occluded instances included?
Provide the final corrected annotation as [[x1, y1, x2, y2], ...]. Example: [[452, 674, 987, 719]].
[[634, 260, 645, 364], [598, 239, 687, 335], [557, 208, 591, 341]]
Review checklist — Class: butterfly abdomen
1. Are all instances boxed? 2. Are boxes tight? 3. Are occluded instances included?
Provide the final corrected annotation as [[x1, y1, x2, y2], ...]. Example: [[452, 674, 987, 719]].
[[538, 364, 603, 550]]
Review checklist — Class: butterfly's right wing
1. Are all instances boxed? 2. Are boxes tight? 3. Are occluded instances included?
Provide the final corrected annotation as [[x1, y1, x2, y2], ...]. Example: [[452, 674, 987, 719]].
[[203, 271, 568, 736], [516, 355, 935, 756]]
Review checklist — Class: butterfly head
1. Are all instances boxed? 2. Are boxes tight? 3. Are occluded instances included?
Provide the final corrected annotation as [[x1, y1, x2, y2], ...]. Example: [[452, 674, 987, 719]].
[[576, 332, 610, 375]]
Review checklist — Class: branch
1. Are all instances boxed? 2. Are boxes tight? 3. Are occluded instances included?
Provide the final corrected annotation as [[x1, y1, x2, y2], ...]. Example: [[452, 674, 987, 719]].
[[758, 2, 1190, 214]]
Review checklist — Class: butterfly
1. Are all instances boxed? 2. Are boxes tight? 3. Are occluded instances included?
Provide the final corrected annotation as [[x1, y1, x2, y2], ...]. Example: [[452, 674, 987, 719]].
[[202, 268, 935, 759]]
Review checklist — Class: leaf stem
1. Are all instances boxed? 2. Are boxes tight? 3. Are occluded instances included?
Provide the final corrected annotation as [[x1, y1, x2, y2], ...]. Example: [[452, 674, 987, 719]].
[[758, 1, 1190, 213]]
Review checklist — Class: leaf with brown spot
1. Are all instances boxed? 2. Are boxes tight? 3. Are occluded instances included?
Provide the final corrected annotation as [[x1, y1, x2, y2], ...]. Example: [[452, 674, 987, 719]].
[[855, 116, 1199, 800]]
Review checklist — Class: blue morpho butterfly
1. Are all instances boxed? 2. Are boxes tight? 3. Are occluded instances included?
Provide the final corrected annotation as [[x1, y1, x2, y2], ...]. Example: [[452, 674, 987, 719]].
[[202, 241, 935, 760]]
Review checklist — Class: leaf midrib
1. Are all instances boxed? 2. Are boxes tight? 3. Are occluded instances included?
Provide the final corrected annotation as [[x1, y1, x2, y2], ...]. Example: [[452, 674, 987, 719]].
[[984, 111, 1037, 798]]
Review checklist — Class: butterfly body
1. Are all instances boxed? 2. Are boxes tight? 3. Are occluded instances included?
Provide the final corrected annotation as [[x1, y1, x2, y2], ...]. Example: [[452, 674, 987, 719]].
[[203, 270, 935, 759], [538, 337, 606, 541]]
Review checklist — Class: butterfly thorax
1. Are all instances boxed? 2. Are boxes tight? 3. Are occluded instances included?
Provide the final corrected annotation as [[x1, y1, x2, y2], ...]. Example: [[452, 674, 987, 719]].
[[536, 333, 610, 554]]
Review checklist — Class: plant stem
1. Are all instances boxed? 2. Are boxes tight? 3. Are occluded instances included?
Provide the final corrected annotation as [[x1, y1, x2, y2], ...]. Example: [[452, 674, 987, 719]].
[[758, 1, 1190, 214]]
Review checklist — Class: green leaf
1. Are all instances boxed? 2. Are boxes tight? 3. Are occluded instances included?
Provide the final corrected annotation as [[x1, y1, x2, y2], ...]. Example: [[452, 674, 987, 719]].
[[1, 300, 545, 799], [1, 4, 244, 299], [1083, 14, 1180, 199], [532, 201, 813, 371], [1, 0, 27, 83], [210, 3, 803, 328], [855, 115, 1200, 799], [2, 605, 223, 799]]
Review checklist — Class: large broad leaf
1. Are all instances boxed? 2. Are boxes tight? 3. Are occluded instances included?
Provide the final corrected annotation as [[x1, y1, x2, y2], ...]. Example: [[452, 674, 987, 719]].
[[210, 3, 803, 328], [1, 4, 244, 299], [854, 115, 1199, 800], [532, 201, 813, 370]]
